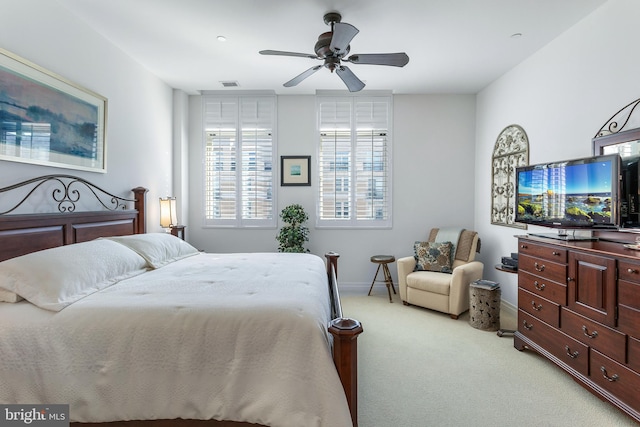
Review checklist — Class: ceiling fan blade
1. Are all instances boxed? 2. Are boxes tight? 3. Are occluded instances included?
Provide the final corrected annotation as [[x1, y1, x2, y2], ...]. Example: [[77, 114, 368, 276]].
[[283, 65, 323, 87], [336, 66, 365, 92], [329, 23, 359, 54], [259, 50, 319, 60], [345, 53, 410, 67]]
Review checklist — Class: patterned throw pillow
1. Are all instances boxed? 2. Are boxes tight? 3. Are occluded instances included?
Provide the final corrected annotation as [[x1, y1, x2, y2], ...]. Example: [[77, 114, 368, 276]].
[[413, 241, 453, 273]]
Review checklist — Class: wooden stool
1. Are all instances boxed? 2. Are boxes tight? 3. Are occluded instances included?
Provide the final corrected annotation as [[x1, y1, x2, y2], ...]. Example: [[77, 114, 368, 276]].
[[368, 255, 396, 303]]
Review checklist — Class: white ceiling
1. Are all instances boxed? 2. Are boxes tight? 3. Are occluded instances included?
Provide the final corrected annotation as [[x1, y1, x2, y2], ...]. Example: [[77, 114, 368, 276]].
[[56, 0, 607, 95]]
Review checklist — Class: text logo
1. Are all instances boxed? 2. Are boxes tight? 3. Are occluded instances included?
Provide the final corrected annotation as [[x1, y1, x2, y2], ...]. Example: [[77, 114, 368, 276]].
[[1, 405, 69, 426]]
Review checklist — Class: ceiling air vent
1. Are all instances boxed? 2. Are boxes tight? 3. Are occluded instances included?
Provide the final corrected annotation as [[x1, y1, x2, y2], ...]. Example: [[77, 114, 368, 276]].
[[220, 81, 239, 88]]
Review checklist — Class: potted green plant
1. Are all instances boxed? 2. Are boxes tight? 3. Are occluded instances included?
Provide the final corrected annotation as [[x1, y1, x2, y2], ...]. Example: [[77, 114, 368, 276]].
[[276, 204, 310, 253]]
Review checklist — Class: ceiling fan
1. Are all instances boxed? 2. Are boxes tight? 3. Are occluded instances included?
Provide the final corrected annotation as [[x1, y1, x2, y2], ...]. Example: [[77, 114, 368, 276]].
[[259, 12, 409, 92]]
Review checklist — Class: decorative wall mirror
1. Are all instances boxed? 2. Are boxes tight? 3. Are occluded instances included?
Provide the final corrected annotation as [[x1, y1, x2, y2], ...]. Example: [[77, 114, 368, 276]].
[[593, 97, 640, 228], [593, 128, 640, 158], [491, 124, 529, 229]]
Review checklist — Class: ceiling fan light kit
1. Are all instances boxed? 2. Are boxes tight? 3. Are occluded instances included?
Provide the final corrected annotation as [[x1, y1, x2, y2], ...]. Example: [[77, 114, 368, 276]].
[[259, 12, 409, 92]]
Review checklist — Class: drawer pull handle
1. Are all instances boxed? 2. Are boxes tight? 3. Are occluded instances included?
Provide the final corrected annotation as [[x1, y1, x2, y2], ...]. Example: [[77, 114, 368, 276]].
[[534, 281, 546, 291], [627, 268, 638, 274], [534, 262, 545, 272], [564, 345, 579, 359], [582, 325, 598, 339], [520, 244, 528, 249], [600, 366, 619, 382], [522, 320, 533, 331], [552, 251, 560, 256], [531, 301, 543, 311]]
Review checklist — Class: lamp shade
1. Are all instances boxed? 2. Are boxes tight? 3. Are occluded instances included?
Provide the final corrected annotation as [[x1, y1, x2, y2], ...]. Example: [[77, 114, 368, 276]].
[[159, 197, 178, 228]]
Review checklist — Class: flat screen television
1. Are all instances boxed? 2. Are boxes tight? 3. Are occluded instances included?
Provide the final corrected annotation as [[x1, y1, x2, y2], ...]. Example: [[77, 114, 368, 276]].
[[515, 154, 621, 230]]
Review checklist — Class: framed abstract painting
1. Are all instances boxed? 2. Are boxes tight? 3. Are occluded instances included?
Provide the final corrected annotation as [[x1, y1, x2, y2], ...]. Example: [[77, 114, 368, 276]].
[[0, 48, 107, 173]]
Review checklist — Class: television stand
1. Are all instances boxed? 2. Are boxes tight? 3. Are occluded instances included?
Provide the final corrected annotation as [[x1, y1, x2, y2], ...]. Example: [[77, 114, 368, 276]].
[[528, 230, 597, 241]]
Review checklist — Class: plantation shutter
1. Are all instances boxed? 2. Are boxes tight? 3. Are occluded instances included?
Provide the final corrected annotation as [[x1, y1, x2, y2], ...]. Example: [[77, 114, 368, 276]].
[[317, 96, 392, 228], [204, 98, 237, 224], [319, 100, 352, 222], [203, 95, 276, 227], [355, 100, 390, 222], [240, 98, 275, 223]]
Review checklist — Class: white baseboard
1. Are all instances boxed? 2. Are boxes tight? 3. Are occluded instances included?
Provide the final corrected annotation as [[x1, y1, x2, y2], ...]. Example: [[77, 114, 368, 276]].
[[339, 282, 519, 320], [501, 299, 517, 318], [338, 282, 371, 296]]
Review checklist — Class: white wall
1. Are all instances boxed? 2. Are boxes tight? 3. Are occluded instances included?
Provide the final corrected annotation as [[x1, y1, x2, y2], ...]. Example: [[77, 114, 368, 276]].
[[13, 0, 618, 301], [0, 0, 173, 229], [474, 0, 639, 307], [188, 93, 477, 288]]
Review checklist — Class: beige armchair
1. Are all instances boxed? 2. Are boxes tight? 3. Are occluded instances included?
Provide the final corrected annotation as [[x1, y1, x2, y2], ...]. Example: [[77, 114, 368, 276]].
[[397, 228, 483, 319]]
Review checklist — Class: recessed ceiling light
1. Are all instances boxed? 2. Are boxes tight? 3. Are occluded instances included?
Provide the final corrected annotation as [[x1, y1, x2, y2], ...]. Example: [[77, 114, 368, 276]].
[[217, 36, 227, 42]]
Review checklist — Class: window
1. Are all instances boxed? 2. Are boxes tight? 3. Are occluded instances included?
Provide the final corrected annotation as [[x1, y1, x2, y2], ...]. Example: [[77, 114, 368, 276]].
[[317, 96, 392, 228], [203, 95, 276, 227]]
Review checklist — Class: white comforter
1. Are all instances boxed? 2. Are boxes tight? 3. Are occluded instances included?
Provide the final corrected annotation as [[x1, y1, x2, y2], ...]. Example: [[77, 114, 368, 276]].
[[0, 253, 352, 427]]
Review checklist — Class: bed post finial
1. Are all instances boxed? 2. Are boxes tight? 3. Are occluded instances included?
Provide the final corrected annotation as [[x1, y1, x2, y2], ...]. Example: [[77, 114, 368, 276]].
[[325, 251, 339, 278], [132, 187, 148, 234]]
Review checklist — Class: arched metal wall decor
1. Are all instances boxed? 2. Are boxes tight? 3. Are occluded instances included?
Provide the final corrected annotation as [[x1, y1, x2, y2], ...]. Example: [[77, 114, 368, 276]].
[[491, 124, 529, 229]]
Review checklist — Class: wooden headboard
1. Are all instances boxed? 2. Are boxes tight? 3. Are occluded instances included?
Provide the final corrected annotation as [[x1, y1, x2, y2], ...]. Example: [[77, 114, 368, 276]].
[[0, 175, 147, 262]]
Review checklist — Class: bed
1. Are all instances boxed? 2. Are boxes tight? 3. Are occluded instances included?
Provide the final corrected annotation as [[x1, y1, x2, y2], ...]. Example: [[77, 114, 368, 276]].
[[0, 175, 362, 427]]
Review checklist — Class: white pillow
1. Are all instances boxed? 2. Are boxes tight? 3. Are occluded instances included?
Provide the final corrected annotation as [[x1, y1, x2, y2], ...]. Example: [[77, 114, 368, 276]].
[[105, 233, 199, 269], [0, 239, 148, 311], [0, 289, 23, 303]]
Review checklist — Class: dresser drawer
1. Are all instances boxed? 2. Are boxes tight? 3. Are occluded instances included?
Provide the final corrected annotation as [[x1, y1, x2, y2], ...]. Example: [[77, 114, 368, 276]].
[[519, 254, 567, 284], [519, 310, 588, 376], [590, 349, 640, 411], [519, 270, 567, 305], [618, 260, 640, 284], [618, 304, 640, 338], [618, 279, 640, 337], [518, 288, 560, 328], [629, 336, 640, 373], [518, 240, 567, 263], [619, 279, 640, 310], [560, 308, 626, 363]]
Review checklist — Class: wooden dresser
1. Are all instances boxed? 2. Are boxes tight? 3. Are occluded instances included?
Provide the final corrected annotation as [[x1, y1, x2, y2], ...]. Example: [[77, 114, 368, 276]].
[[515, 234, 640, 423]]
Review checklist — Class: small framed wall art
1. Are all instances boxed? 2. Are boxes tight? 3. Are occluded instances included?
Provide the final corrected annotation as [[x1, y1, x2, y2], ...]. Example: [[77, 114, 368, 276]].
[[281, 155, 311, 186]]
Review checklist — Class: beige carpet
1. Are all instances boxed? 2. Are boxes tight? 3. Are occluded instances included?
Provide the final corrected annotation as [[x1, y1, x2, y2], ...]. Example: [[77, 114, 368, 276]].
[[341, 292, 638, 427]]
